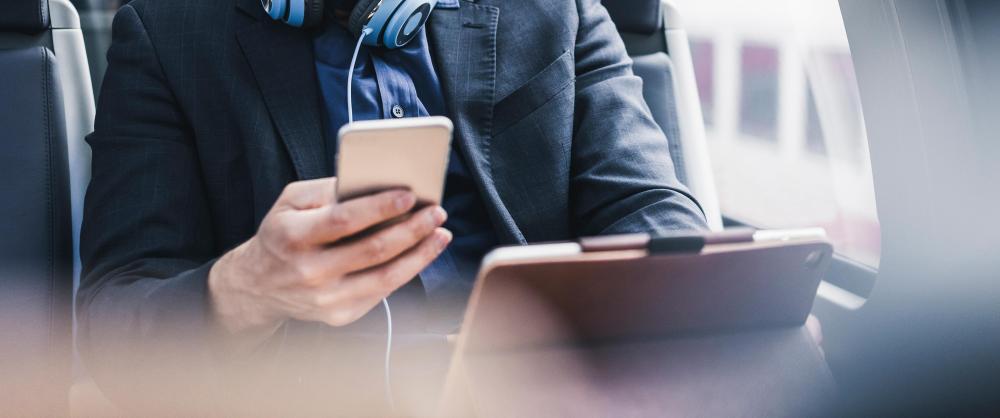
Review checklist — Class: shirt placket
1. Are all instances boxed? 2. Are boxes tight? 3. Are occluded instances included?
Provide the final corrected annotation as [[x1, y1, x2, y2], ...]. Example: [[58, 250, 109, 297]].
[[370, 53, 423, 120]]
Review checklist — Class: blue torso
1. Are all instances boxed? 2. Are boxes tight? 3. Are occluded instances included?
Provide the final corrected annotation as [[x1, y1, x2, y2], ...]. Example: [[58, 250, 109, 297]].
[[313, 2, 497, 323]]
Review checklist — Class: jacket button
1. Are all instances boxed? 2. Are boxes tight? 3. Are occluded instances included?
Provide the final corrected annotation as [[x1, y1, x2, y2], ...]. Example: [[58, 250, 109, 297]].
[[391, 105, 405, 118]]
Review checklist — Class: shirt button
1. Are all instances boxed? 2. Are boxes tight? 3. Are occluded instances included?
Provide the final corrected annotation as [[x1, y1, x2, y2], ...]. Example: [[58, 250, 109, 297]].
[[391, 105, 405, 118]]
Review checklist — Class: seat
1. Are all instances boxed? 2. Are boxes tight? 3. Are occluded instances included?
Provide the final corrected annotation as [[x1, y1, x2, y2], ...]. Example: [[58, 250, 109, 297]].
[[69, 0, 117, 93], [0, 0, 95, 414], [602, 0, 723, 230]]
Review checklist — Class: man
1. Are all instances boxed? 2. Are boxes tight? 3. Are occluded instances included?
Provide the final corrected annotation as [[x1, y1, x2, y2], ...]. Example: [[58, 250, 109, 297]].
[[78, 0, 707, 413]]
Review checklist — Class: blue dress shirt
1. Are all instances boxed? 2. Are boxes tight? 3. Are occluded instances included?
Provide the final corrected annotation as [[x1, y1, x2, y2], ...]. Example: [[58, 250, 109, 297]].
[[313, 1, 498, 328]]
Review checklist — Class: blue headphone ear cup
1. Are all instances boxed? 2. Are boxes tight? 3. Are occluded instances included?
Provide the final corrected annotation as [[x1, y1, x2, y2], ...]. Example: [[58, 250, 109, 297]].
[[382, 0, 434, 48], [264, 0, 289, 21], [349, 0, 383, 38], [301, 0, 325, 27], [263, 0, 323, 27]]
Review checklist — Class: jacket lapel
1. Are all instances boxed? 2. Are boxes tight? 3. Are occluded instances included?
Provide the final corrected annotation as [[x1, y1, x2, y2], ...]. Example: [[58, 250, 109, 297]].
[[235, 0, 328, 180], [428, 1, 526, 244]]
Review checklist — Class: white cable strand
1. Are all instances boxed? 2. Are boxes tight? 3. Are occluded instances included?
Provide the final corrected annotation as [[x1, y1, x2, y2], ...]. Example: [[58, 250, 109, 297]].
[[346, 27, 394, 411], [381, 297, 395, 411], [347, 27, 372, 124]]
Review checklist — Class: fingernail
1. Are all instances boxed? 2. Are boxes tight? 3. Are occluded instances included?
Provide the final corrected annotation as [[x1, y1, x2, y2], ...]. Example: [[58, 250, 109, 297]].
[[395, 193, 416, 211], [435, 230, 452, 252], [430, 207, 448, 224]]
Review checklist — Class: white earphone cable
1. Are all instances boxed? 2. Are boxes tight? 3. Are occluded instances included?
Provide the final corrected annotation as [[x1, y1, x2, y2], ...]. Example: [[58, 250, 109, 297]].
[[347, 27, 395, 411], [347, 27, 373, 124], [381, 298, 395, 410]]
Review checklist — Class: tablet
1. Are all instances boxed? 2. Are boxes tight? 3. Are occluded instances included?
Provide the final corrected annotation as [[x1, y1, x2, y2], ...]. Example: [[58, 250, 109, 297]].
[[456, 228, 833, 353]]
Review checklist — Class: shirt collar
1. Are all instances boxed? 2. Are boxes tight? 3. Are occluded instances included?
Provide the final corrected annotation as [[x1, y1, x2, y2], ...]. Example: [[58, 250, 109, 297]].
[[435, 0, 460, 9]]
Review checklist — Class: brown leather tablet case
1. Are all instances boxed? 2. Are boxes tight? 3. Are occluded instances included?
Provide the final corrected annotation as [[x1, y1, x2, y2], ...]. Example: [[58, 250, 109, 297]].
[[439, 231, 834, 416], [459, 231, 833, 352]]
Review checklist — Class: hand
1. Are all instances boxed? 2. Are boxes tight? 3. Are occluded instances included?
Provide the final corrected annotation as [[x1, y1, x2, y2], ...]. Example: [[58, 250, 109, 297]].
[[208, 177, 451, 342]]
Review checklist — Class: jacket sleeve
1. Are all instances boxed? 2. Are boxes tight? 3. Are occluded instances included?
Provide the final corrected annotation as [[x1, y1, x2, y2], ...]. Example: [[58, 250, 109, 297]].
[[569, 0, 709, 235], [77, 4, 227, 411]]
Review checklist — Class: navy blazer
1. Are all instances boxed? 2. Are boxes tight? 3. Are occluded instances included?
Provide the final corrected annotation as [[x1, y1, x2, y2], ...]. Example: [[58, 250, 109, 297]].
[[78, 0, 708, 413]]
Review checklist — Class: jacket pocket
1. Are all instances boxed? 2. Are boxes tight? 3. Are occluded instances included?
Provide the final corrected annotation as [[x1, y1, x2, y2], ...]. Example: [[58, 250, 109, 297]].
[[492, 50, 575, 135]]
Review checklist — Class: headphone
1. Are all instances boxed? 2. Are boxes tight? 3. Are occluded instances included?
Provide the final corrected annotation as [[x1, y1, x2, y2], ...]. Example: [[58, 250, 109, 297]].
[[261, 0, 438, 49]]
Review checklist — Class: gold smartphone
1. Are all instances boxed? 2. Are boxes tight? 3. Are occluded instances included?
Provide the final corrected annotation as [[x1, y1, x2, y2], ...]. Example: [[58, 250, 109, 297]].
[[336, 116, 453, 205]]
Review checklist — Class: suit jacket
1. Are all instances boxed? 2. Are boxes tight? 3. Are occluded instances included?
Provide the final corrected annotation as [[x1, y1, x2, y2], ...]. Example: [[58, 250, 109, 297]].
[[78, 0, 708, 413]]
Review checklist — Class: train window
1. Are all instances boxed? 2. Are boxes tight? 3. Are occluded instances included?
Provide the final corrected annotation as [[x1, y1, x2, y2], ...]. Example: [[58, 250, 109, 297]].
[[675, 0, 881, 267], [805, 86, 826, 155], [739, 44, 780, 142]]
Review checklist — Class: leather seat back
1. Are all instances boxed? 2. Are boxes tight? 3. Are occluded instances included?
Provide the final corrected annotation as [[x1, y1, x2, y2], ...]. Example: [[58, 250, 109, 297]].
[[0, 39, 74, 418], [0, 0, 94, 414]]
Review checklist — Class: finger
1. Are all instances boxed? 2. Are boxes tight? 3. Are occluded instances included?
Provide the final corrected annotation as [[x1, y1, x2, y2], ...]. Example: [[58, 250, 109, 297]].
[[301, 206, 447, 277], [343, 228, 452, 301], [292, 229, 450, 327], [307, 229, 451, 327], [292, 189, 421, 246], [275, 178, 338, 211], [309, 294, 388, 328], [269, 273, 364, 326]]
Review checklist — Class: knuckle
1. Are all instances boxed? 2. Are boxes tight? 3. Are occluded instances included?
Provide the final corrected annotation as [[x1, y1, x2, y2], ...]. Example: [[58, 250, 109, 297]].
[[274, 217, 295, 240], [269, 216, 294, 239], [293, 263, 319, 284], [381, 197, 400, 217], [276, 228, 301, 253], [260, 214, 281, 237], [263, 224, 295, 256], [326, 208, 350, 232], [364, 236, 388, 261], [279, 181, 302, 200]]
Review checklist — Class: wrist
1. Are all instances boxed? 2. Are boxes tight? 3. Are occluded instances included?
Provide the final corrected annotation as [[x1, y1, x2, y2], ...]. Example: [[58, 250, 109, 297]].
[[208, 240, 283, 339]]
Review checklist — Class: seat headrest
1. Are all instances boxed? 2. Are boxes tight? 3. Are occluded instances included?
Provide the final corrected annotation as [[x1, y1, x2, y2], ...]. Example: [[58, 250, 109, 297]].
[[0, 0, 51, 34], [602, 0, 662, 34]]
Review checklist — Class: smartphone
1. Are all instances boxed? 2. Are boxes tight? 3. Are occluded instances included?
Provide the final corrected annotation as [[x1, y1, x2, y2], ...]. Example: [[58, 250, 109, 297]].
[[336, 116, 453, 206]]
